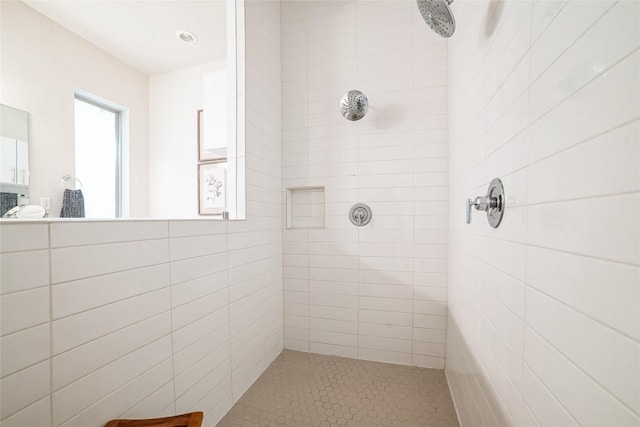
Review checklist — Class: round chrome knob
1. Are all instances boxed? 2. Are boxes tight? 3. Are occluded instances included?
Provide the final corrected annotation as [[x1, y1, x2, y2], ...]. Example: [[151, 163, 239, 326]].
[[349, 203, 372, 226]]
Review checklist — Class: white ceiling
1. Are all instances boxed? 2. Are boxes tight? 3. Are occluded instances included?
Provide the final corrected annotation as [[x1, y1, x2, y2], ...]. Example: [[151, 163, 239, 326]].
[[23, 0, 228, 75]]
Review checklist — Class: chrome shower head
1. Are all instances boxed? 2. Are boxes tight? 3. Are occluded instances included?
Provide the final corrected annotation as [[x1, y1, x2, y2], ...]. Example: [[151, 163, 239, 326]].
[[340, 90, 368, 121], [417, 0, 456, 38]]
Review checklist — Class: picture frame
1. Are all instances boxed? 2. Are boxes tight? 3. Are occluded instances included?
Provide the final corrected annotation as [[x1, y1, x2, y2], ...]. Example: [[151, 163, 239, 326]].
[[198, 162, 227, 215]]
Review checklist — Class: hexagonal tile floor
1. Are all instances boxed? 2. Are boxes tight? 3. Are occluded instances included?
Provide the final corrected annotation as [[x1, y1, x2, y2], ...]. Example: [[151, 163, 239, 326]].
[[217, 350, 459, 427]]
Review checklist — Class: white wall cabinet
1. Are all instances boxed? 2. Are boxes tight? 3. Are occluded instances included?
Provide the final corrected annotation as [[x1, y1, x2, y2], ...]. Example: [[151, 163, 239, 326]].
[[0, 136, 29, 185]]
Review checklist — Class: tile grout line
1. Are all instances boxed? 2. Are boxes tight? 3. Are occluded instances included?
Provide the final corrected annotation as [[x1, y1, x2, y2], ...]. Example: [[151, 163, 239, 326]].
[[48, 222, 54, 427], [523, 3, 534, 423], [225, 226, 234, 405], [305, 0, 311, 354], [355, 0, 361, 362], [166, 221, 178, 416]]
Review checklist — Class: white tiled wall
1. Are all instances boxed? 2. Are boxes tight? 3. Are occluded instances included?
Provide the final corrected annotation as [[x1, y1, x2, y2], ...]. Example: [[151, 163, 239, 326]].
[[281, 0, 449, 368], [445, 0, 639, 426], [0, 2, 281, 426]]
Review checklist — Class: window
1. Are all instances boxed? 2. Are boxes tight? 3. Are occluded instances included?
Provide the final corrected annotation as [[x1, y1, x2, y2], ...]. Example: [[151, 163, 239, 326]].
[[74, 94, 124, 218]]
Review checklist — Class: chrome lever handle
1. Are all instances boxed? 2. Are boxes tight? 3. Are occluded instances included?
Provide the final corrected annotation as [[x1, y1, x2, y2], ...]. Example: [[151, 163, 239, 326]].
[[466, 196, 489, 224]]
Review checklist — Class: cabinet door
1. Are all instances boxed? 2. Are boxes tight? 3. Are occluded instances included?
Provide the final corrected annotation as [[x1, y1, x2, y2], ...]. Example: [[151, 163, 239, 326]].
[[0, 137, 17, 183], [16, 140, 29, 185]]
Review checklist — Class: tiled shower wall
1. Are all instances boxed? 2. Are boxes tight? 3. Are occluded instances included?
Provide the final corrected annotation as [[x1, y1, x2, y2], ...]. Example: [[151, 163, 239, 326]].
[[0, 2, 282, 426], [281, 0, 450, 368], [446, 1, 639, 426]]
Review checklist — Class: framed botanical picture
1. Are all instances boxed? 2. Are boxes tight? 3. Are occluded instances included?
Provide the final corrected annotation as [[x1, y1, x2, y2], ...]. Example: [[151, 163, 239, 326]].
[[198, 162, 227, 215]]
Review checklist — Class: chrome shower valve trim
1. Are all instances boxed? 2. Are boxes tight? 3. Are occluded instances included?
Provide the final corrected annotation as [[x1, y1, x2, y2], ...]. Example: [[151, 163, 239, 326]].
[[465, 178, 505, 228]]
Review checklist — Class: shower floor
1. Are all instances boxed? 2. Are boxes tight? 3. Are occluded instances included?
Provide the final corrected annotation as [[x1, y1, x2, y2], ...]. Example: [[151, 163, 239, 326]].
[[217, 350, 459, 427]]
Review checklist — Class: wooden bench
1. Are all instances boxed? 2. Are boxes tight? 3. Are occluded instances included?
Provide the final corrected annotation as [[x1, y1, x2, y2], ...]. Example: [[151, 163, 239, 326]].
[[104, 412, 203, 427]]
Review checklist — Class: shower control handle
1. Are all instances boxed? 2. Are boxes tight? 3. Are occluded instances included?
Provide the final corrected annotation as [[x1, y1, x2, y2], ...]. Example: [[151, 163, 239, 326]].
[[465, 178, 506, 228], [465, 198, 472, 224], [466, 196, 498, 223]]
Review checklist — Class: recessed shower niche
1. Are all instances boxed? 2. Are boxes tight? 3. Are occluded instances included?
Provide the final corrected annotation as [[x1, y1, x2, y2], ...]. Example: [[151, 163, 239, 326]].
[[286, 186, 325, 229]]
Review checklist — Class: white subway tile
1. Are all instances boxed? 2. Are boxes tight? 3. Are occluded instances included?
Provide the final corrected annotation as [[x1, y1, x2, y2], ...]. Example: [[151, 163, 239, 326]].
[[52, 288, 170, 355], [528, 122, 639, 205], [51, 240, 169, 283], [524, 327, 639, 426], [530, 1, 639, 120], [358, 283, 412, 300], [52, 264, 169, 319], [310, 330, 357, 348], [413, 355, 444, 369], [414, 314, 446, 330], [52, 312, 170, 390], [176, 363, 231, 413], [529, 51, 639, 162], [0, 224, 48, 253], [309, 342, 357, 359], [360, 335, 412, 354], [284, 338, 309, 352], [59, 360, 173, 427], [174, 343, 229, 399], [522, 366, 578, 427], [0, 250, 49, 295], [527, 288, 639, 412], [359, 348, 411, 366], [170, 252, 228, 285], [413, 327, 446, 344], [173, 322, 229, 377], [0, 287, 49, 336], [169, 234, 227, 261], [0, 324, 50, 378], [172, 308, 229, 354], [527, 194, 639, 264], [168, 220, 227, 238], [122, 381, 174, 419], [360, 310, 411, 327], [171, 269, 228, 308], [1, 396, 50, 427], [0, 360, 50, 420], [309, 280, 356, 296], [527, 246, 639, 339], [52, 337, 171, 426], [172, 288, 229, 332], [50, 221, 167, 247], [530, 0, 615, 80], [309, 292, 356, 309]]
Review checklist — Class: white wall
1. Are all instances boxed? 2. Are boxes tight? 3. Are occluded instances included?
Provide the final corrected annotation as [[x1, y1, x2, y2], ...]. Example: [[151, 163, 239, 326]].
[[0, 2, 282, 426], [0, 0, 150, 217], [446, 1, 639, 426], [281, 0, 449, 369], [148, 60, 226, 218]]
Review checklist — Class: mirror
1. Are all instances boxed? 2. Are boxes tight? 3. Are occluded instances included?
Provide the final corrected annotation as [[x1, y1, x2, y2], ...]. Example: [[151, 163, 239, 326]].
[[0, 104, 31, 216], [0, 0, 245, 219]]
